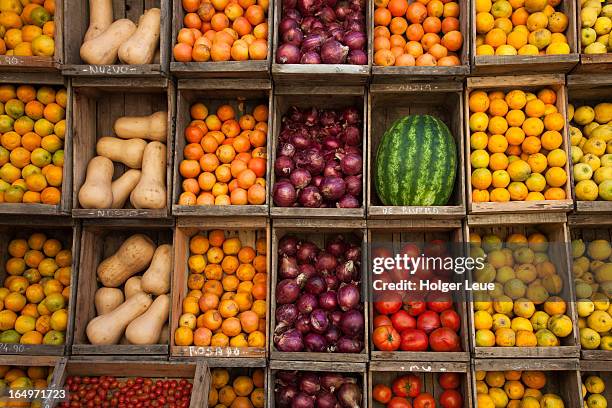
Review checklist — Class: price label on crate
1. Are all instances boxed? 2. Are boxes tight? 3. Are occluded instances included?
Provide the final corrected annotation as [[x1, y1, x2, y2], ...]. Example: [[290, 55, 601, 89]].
[[187, 346, 241, 357], [381, 207, 440, 215], [0, 343, 26, 353], [0, 56, 22, 65], [82, 65, 139, 75]]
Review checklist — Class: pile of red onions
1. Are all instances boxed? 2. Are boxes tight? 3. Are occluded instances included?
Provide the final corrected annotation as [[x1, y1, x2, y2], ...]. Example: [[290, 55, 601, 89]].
[[273, 106, 363, 209], [275, 370, 363, 408], [276, 0, 367, 65], [274, 234, 364, 354]]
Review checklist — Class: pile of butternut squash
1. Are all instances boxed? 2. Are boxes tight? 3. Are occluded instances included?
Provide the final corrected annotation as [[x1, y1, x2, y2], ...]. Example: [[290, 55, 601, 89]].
[[78, 111, 168, 210], [86, 234, 173, 346], [80, 0, 160, 65]]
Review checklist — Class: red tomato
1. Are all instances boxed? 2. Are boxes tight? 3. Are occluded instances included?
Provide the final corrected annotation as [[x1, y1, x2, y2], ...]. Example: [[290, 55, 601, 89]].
[[399, 328, 428, 351], [429, 327, 461, 352], [372, 384, 392, 404], [372, 325, 401, 351], [374, 294, 403, 315], [387, 396, 412, 408], [440, 309, 461, 332], [414, 392, 436, 408], [391, 310, 416, 332], [392, 375, 421, 398], [424, 239, 448, 257], [440, 389, 463, 408], [438, 372, 461, 389], [417, 311, 441, 334], [374, 315, 393, 328], [426, 293, 453, 312], [404, 300, 426, 316], [400, 243, 420, 258]]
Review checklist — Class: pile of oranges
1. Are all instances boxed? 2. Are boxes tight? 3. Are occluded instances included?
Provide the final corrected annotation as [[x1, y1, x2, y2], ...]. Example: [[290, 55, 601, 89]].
[[0, 0, 56, 58], [373, 0, 464, 67], [174, 230, 267, 349], [469, 87, 569, 203], [1, 365, 54, 399], [208, 368, 265, 408], [173, 0, 268, 62], [0, 232, 72, 346], [0, 84, 65, 205], [178, 102, 267, 207], [475, 0, 571, 56]]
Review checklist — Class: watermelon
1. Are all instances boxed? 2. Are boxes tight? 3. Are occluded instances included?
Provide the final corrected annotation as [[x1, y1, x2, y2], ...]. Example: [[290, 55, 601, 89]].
[[375, 114, 457, 206]]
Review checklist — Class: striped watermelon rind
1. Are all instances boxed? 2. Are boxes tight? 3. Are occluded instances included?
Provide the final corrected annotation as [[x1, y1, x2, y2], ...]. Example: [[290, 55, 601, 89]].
[[375, 114, 457, 206]]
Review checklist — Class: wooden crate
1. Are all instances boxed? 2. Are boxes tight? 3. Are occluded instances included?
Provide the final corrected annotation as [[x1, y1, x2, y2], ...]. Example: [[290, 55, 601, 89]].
[[466, 213, 581, 359], [368, 219, 471, 362], [0, 73, 72, 216], [572, 1, 612, 74], [71, 77, 175, 219], [171, 79, 272, 217], [170, 217, 270, 359], [0, 216, 79, 356], [270, 219, 369, 362], [47, 359, 208, 408], [0, 1, 63, 71], [271, 2, 371, 85], [368, 361, 473, 408], [270, 85, 367, 219], [568, 214, 612, 361], [204, 361, 268, 408], [473, 359, 582, 407], [470, 0, 578, 74], [0, 355, 63, 408], [579, 360, 612, 404], [465, 75, 574, 214], [268, 361, 367, 408], [567, 74, 612, 213], [369, 3, 470, 81], [170, 0, 272, 78], [71, 219, 174, 356], [368, 82, 466, 218], [62, 0, 171, 77]]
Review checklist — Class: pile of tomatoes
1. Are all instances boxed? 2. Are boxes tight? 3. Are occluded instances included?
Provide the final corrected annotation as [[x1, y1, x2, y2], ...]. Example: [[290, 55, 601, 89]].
[[373, 372, 463, 408], [60, 376, 192, 408], [372, 294, 462, 352]]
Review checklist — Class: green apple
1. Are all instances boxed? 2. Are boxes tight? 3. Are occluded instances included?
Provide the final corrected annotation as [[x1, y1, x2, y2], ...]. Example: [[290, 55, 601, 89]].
[[582, 27, 597, 46], [572, 145, 585, 164], [575, 162, 594, 181], [601, 154, 612, 167], [599, 179, 612, 200]]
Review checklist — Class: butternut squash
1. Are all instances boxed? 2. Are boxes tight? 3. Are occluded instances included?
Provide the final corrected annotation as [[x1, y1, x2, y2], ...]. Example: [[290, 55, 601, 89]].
[[159, 323, 169, 344], [113, 111, 167, 142], [80, 19, 137, 65], [124, 276, 143, 298], [78, 156, 114, 209], [111, 169, 141, 208], [86, 292, 152, 345], [96, 137, 146, 169], [130, 141, 166, 209], [118, 8, 161, 65], [84, 0, 114, 42], [140, 244, 172, 295], [94, 287, 124, 315], [97, 234, 156, 287], [125, 294, 169, 345]]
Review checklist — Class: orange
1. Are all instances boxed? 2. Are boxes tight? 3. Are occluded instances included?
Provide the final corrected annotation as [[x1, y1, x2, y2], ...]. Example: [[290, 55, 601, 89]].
[[490, 188, 511, 202], [505, 90, 527, 110], [174, 326, 194, 346], [508, 181, 528, 200], [485, 28, 506, 48], [537, 89, 556, 104], [505, 127, 525, 146], [527, 153, 547, 173], [489, 99, 509, 117], [544, 187, 565, 200], [472, 168, 492, 190], [522, 118, 544, 137], [487, 134, 509, 153], [488, 117, 509, 137], [525, 99, 546, 118], [490, 153, 509, 170], [506, 110, 525, 127], [545, 167, 566, 187], [492, 170, 510, 188], [521, 371, 546, 389], [469, 91, 490, 113], [543, 113, 564, 132], [374, 7, 392, 26], [233, 376, 254, 397], [541, 130, 562, 150], [221, 316, 242, 337]]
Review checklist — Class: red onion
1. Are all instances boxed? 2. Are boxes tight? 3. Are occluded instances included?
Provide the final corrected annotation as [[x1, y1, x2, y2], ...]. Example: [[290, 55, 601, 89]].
[[349, 0, 364, 11], [337, 382, 362, 408], [304, 108, 318, 126], [280, 256, 300, 279], [321, 373, 348, 392], [344, 175, 362, 196], [312, 175, 324, 188], [345, 245, 361, 262], [279, 235, 299, 256], [297, 293, 319, 314], [326, 0, 338, 6], [277, 279, 301, 304], [295, 314, 311, 333], [301, 149, 325, 175], [301, 51, 321, 64], [337, 283, 360, 311], [339, 309, 363, 336], [277, 43, 301, 64], [293, 393, 315, 408], [278, 371, 298, 385], [280, 142, 297, 157], [300, 16, 319, 32], [320, 177, 346, 201], [291, 131, 311, 150], [276, 385, 298, 408], [289, 106, 305, 123], [343, 31, 365, 50], [297, 241, 319, 263], [275, 155, 295, 177], [323, 160, 342, 178], [275, 328, 304, 352], [337, 195, 359, 208], [300, 373, 322, 395], [320, 110, 338, 127], [326, 235, 347, 257], [325, 274, 339, 290], [328, 27, 345, 42], [334, 1, 350, 20], [317, 6, 336, 23], [301, 34, 325, 51], [335, 260, 355, 283], [347, 49, 366, 65], [329, 310, 343, 325], [318, 291, 337, 310], [283, 0, 298, 10], [339, 153, 362, 176], [342, 108, 360, 125], [344, 19, 364, 33], [280, 17, 299, 34], [304, 332, 327, 352], [277, 304, 299, 325], [274, 182, 297, 207], [298, 263, 318, 279], [315, 391, 338, 408], [342, 126, 361, 146], [284, 8, 302, 21], [290, 168, 312, 189], [324, 325, 341, 343], [310, 309, 329, 333], [343, 146, 361, 155], [336, 336, 363, 353], [283, 27, 304, 46], [322, 135, 341, 151], [306, 276, 326, 295], [321, 40, 348, 64], [316, 252, 338, 272], [298, 0, 324, 15]]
